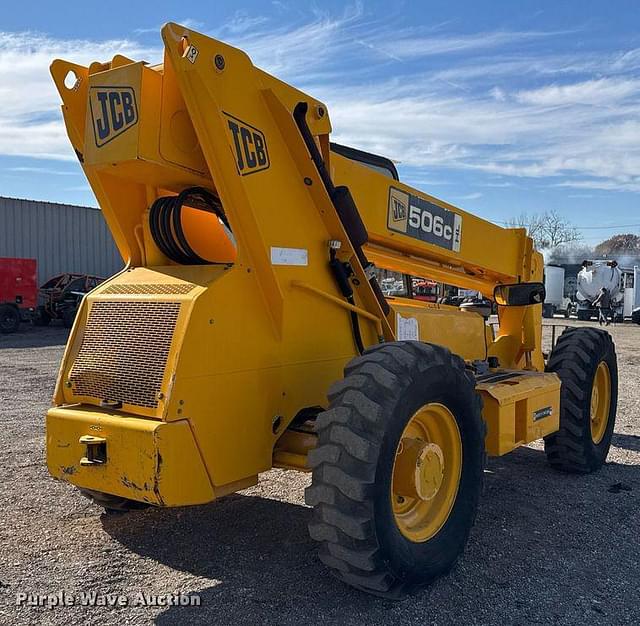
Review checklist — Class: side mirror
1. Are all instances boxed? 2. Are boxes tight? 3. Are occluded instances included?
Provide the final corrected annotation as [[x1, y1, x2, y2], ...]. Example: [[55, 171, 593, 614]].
[[494, 282, 545, 307]]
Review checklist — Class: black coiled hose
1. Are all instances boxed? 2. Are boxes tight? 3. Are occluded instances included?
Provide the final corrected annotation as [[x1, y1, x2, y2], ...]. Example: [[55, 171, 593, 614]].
[[149, 186, 231, 265]]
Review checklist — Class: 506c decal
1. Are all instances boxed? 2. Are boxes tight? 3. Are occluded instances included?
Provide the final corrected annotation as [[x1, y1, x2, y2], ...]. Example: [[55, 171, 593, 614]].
[[387, 187, 462, 252], [223, 112, 270, 176]]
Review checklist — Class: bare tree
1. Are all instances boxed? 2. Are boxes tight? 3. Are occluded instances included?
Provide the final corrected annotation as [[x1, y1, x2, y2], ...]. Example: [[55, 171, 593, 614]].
[[507, 210, 581, 249]]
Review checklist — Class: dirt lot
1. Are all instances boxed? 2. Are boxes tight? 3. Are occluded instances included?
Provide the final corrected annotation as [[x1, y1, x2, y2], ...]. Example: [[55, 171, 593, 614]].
[[0, 320, 638, 625]]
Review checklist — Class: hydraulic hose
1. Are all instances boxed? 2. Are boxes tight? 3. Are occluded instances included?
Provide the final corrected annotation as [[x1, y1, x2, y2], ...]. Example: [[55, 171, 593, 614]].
[[149, 187, 231, 265]]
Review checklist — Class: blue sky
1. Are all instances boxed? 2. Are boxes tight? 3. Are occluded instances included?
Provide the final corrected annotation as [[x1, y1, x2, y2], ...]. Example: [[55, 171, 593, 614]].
[[2, 0, 639, 247]]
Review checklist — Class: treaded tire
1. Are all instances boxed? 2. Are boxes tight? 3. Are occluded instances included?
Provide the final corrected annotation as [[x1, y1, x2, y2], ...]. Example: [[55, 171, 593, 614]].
[[0, 305, 20, 334], [305, 341, 485, 597], [62, 306, 78, 329], [33, 306, 51, 326], [544, 328, 617, 473], [80, 488, 150, 513]]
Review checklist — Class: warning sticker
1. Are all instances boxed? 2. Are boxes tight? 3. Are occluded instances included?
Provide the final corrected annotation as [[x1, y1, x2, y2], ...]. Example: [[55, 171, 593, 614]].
[[270, 247, 308, 266], [388, 186, 462, 252], [396, 313, 420, 341]]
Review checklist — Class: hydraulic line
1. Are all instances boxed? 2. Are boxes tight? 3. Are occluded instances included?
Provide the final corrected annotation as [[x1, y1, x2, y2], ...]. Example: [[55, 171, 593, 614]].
[[149, 186, 231, 265], [329, 247, 365, 354], [293, 101, 388, 353]]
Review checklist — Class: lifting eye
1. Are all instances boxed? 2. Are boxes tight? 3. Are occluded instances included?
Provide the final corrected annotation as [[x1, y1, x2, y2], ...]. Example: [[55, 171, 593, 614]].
[[63, 70, 80, 90]]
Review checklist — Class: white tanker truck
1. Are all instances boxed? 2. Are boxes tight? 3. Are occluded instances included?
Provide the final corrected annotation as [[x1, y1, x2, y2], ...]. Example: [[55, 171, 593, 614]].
[[575, 260, 624, 321]]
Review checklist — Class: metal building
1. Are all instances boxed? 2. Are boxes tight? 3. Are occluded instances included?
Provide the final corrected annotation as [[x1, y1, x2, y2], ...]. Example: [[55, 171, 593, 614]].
[[0, 196, 122, 284]]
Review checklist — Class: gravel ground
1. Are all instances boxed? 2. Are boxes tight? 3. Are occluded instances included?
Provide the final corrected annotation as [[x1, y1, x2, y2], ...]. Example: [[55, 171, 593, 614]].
[[0, 320, 638, 625]]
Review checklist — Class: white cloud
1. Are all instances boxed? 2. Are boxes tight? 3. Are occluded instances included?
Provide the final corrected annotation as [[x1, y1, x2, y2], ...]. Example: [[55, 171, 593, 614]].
[[0, 31, 158, 159], [611, 48, 640, 71], [0, 5, 639, 200], [515, 78, 640, 106], [557, 178, 640, 193], [220, 11, 269, 35], [490, 87, 506, 101], [451, 192, 483, 201], [364, 29, 568, 62], [481, 181, 515, 188], [7, 165, 79, 175]]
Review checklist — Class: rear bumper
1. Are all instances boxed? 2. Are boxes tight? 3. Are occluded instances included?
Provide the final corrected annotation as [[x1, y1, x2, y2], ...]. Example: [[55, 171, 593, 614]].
[[46, 405, 214, 506]]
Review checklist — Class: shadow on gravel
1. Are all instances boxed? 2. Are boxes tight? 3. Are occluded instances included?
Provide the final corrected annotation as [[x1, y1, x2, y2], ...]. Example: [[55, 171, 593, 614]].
[[101, 445, 639, 625], [0, 326, 68, 349], [101, 493, 376, 624], [612, 433, 640, 452]]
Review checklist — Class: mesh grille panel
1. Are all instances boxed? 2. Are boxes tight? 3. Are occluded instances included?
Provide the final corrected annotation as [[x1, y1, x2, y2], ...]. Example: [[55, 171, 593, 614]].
[[102, 283, 196, 295], [69, 301, 180, 409]]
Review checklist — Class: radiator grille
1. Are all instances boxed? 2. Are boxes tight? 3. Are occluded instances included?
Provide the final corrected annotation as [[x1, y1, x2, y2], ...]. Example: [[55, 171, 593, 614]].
[[69, 301, 181, 409], [102, 283, 196, 295]]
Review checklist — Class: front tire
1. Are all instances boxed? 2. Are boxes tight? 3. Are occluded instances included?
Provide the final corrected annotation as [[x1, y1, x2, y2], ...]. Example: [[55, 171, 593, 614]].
[[544, 328, 617, 473], [306, 341, 485, 597]]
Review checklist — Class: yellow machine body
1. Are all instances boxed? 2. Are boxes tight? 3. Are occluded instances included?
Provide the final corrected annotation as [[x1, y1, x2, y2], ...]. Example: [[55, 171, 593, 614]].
[[47, 23, 560, 506]]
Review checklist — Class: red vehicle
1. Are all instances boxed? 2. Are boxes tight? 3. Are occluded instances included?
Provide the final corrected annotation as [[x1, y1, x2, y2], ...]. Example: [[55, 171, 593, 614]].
[[0, 257, 37, 333], [412, 279, 439, 302]]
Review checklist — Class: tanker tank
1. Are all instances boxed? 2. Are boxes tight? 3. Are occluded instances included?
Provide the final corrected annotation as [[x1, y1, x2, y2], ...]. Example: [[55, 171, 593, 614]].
[[575, 260, 623, 321]]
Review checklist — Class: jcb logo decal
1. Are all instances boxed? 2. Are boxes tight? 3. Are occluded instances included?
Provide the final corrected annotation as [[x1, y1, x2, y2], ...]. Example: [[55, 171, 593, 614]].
[[224, 112, 269, 175], [391, 197, 406, 221], [388, 186, 462, 253], [89, 87, 138, 147], [388, 188, 409, 233]]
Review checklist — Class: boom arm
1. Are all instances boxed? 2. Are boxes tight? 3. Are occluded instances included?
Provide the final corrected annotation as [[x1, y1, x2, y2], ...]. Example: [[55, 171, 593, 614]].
[[332, 152, 541, 296]]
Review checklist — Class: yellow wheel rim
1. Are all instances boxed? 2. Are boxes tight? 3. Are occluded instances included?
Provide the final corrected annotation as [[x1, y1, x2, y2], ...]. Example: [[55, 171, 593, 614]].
[[391, 403, 462, 543], [590, 361, 611, 444]]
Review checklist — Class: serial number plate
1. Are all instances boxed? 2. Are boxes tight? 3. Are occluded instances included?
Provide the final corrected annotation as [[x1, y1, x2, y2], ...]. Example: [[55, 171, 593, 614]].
[[387, 187, 462, 252]]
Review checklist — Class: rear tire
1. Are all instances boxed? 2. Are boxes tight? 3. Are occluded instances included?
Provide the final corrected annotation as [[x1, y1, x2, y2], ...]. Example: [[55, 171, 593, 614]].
[[306, 341, 485, 597], [577, 309, 590, 321], [80, 488, 150, 513], [544, 328, 617, 473], [62, 306, 78, 328], [33, 306, 51, 326], [0, 304, 20, 333]]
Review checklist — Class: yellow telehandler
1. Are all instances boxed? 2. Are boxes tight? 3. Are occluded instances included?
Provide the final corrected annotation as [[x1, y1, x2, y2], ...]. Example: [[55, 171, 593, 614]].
[[47, 23, 618, 597]]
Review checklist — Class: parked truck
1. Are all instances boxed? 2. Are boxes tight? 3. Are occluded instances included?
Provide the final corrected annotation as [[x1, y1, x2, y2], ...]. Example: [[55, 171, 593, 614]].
[[0, 257, 37, 333], [543, 264, 573, 318], [576, 260, 624, 321], [621, 266, 639, 321]]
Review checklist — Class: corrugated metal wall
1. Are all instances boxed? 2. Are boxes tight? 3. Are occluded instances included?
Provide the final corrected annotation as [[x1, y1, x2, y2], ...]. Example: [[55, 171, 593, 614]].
[[0, 196, 123, 285]]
